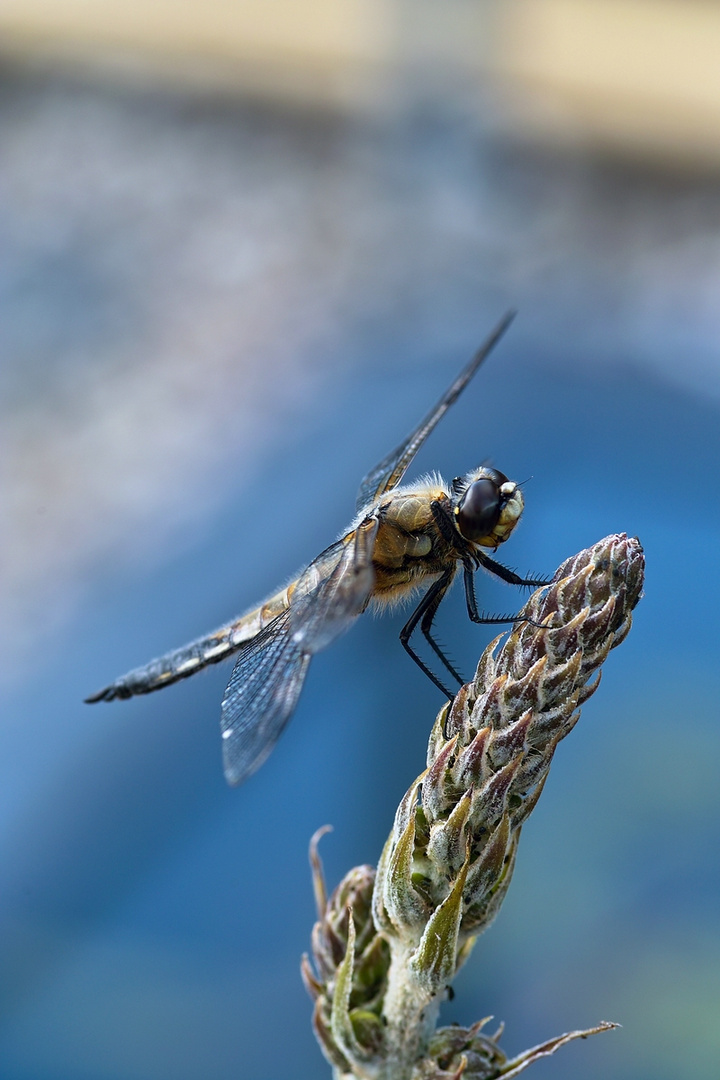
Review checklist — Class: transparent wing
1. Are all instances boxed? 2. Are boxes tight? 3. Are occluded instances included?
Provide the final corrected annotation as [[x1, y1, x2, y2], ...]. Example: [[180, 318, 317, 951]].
[[220, 608, 311, 786], [355, 310, 516, 512], [290, 516, 379, 654], [220, 516, 379, 786]]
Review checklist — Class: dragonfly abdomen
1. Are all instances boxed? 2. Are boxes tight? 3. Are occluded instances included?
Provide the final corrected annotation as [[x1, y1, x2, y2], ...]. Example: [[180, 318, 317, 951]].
[[85, 585, 294, 703]]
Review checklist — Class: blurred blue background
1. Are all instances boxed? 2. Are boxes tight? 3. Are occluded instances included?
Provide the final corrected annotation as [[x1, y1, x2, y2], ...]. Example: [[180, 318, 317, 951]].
[[2, 6, 720, 1078]]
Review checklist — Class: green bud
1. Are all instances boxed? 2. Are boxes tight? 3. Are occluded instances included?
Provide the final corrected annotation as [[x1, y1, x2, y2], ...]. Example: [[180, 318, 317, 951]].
[[409, 854, 469, 996], [303, 833, 390, 1074]]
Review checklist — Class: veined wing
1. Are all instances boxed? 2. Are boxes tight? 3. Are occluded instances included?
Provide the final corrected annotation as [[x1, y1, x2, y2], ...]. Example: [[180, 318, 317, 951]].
[[220, 608, 311, 786], [355, 310, 516, 512], [290, 515, 379, 653], [220, 516, 379, 786]]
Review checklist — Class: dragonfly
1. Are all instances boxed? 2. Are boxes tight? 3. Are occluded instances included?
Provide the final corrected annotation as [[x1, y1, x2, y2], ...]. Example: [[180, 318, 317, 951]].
[[86, 311, 547, 786]]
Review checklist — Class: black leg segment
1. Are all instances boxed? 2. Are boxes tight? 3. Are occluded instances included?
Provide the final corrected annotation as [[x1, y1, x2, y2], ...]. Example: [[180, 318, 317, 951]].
[[399, 569, 461, 698], [463, 565, 551, 629], [475, 550, 551, 588]]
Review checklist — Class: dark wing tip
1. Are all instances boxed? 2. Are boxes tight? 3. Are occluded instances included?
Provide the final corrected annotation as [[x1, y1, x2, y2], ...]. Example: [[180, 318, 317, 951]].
[[356, 310, 519, 511]]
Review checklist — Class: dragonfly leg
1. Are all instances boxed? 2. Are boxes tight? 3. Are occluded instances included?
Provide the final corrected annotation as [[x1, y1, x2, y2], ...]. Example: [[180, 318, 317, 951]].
[[475, 550, 551, 588], [400, 570, 461, 698], [463, 566, 551, 629]]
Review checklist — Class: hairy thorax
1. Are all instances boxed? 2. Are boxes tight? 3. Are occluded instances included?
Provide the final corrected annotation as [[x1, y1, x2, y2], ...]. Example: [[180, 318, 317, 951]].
[[370, 485, 456, 603]]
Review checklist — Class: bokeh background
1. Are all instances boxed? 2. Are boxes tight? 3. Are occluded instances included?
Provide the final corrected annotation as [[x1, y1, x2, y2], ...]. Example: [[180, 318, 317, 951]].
[[2, 2, 720, 1078]]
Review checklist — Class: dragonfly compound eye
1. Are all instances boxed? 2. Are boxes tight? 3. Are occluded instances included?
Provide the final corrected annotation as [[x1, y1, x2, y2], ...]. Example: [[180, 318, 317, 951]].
[[455, 478, 502, 542], [482, 467, 508, 487]]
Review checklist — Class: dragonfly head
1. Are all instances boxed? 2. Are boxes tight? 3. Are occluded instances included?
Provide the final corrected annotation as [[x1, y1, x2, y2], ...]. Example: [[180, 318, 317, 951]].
[[452, 467, 524, 549]]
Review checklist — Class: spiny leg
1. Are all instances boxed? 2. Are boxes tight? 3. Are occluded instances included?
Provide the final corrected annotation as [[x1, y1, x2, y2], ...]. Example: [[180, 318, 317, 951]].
[[400, 570, 459, 698], [463, 566, 550, 629], [419, 575, 466, 687], [475, 550, 551, 588]]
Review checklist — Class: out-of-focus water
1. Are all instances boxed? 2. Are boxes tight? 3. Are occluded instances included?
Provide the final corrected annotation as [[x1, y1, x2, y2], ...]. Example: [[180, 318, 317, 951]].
[[1, 69, 719, 1080]]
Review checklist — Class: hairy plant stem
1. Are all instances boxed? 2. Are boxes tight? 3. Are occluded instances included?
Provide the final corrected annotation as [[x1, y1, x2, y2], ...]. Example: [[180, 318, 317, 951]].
[[379, 941, 441, 1080]]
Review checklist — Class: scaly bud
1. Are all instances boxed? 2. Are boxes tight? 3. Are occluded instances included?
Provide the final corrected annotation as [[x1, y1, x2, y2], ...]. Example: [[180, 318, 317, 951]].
[[306, 535, 643, 1080], [375, 533, 644, 958], [302, 830, 391, 1076]]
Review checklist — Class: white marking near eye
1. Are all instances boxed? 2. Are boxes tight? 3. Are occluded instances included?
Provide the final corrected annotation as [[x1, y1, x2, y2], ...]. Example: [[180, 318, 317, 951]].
[[222, 729, 233, 739], [203, 643, 228, 660], [175, 657, 200, 673]]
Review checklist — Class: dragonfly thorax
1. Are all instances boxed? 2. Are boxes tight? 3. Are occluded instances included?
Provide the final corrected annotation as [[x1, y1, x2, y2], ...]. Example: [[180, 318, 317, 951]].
[[452, 467, 524, 549]]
